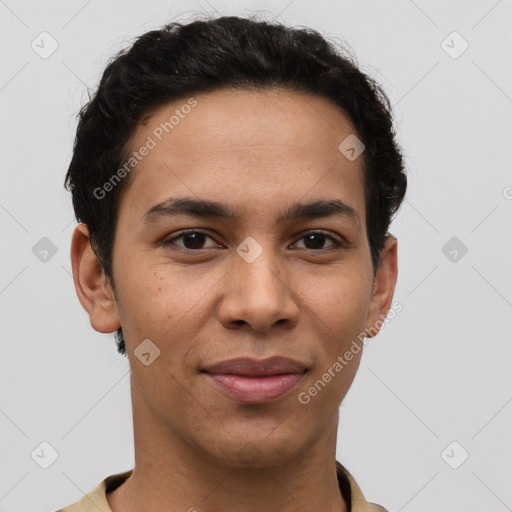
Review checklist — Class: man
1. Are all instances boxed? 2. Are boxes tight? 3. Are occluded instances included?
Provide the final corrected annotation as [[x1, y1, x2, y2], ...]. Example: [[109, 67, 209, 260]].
[[59, 14, 406, 512]]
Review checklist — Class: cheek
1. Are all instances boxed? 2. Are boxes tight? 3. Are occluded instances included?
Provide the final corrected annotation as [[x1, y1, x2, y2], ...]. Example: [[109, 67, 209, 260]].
[[114, 257, 220, 348], [113, 256, 176, 343], [296, 272, 371, 412], [302, 265, 373, 340]]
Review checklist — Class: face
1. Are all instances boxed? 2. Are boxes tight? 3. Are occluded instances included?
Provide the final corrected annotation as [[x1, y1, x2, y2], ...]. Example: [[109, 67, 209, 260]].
[[72, 87, 397, 468]]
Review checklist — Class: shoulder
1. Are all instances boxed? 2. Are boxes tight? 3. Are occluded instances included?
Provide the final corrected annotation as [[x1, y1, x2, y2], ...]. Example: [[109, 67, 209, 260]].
[[368, 505, 390, 512], [336, 461, 391, 512], [55, 470, 132, 512]]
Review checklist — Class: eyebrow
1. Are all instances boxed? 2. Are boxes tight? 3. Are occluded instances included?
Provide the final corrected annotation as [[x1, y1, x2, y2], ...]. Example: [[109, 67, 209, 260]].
[[143, 196, 361, 229]]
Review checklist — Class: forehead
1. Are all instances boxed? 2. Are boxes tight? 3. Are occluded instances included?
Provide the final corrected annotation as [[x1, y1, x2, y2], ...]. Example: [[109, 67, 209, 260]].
[[119, 87, 366, 226]]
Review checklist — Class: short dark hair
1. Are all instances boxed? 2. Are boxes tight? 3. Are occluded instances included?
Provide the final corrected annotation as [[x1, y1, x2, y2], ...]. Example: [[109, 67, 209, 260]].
[[64, 15, 407, 357]]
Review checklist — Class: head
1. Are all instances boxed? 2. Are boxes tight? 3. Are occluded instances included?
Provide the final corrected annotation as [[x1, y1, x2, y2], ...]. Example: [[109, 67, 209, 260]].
[[67, 16, 406, 468]]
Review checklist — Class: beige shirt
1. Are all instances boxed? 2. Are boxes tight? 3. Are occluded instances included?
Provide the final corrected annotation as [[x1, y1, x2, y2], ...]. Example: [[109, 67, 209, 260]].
[[56, 461, 388, 512]]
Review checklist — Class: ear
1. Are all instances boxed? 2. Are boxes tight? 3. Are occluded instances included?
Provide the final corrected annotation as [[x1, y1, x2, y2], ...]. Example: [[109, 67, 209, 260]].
[[70, 223, 121, 333], [364, 234, 398, 338]]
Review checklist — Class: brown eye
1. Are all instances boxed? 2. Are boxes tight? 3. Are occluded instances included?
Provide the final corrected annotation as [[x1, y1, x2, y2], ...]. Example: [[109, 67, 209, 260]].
[[293, 231, 343, 251], [163, 230, 220, 251]]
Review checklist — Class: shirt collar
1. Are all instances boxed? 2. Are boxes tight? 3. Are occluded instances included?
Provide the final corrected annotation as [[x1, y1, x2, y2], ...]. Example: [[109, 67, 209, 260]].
[[58, 462, 386, 512]]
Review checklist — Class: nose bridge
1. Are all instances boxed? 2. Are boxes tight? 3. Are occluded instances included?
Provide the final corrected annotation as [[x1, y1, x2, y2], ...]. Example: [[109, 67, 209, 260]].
[[234, 236, 285, 300], [219, 236, 299, 331]]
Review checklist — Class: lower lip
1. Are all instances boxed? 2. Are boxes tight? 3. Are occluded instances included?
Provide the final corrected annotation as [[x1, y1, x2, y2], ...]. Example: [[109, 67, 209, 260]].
[[205, 373, 305, 403]]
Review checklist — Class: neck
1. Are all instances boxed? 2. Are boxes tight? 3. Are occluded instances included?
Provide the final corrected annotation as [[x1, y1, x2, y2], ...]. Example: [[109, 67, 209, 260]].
[[107, 387, 348, 512]]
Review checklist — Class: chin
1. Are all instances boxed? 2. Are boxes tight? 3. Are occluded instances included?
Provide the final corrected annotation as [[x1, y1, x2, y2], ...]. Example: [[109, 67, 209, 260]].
[[203, 430, 306, 469]]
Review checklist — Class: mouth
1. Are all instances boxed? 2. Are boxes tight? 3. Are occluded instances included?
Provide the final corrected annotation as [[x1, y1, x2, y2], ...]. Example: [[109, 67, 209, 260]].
[[201, 356, 308, 404]]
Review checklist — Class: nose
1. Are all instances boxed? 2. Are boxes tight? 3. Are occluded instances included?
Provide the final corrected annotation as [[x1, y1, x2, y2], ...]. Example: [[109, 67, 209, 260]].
[[217, 247, 300, 333]]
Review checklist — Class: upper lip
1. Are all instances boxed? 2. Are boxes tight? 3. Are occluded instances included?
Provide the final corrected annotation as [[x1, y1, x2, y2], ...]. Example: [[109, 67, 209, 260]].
[[202, 356, 308, 376]]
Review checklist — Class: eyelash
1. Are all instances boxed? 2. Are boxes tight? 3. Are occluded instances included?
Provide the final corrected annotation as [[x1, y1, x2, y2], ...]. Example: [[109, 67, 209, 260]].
[[162, 229, 346, 253]]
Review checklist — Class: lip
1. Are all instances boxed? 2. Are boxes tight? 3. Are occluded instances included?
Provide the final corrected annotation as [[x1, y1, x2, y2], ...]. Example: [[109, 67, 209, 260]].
[[202, 356, 308, 404], [203, 356, 308, 376]]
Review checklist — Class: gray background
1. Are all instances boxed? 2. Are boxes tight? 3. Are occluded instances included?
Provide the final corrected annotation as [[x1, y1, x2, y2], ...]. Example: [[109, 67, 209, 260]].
[[1, 0, 511, 510]]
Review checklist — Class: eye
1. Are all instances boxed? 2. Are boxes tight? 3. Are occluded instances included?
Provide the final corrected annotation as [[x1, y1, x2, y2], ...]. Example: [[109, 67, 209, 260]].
[[162, 229, 346, 253], [292, 230, 344, 251], [162, 230, 221, 251]]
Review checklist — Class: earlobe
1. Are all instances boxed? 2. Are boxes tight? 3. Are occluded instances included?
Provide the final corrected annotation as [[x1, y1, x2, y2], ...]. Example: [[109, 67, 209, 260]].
[[364, 235, 398, 338], [70, 223, 121, 334]]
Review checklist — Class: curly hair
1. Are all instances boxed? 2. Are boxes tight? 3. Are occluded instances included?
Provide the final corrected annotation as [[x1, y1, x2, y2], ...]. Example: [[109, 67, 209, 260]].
[[64, 15, 407, 356]]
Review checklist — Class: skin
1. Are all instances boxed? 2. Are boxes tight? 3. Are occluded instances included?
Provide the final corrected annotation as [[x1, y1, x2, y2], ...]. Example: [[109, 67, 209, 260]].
[[71, 87, 398, 512]]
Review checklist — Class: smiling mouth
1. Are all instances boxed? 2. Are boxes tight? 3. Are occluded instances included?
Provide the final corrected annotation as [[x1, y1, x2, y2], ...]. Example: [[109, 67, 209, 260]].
[[201, 356, 309, 404]]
